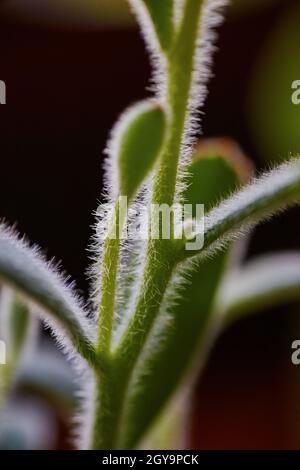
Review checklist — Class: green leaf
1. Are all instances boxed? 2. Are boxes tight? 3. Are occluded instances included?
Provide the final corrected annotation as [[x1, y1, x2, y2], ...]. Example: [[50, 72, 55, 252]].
[[136, 0, 175, 52], [118, 140, 251, 448], [217, 252, 300, 321], [181, 158, 300, 261], [0, 291, 35, 410], [249, 3, 300, 162], [0, 226, 97, 368], [113, 101, 167, 201], [10, 302, 29, 357], [0, 291, 32, 362]]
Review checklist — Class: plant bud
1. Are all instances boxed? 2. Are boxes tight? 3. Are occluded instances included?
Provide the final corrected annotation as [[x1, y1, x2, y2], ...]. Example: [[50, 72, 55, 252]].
[[112, 101, 167, 201]]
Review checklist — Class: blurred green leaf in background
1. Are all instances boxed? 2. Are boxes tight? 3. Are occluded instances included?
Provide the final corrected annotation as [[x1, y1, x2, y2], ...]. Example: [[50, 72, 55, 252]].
[[248, 3, 300, 162]]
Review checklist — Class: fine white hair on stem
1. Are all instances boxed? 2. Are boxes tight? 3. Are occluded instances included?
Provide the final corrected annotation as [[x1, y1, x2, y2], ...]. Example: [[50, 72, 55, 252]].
[[88, 203, 112, 318], [73, 368, 96, 450], [176, 0, 229, 201], [89, 183, 151, 343], [127, 0, 168, 98], [111, 188, 152, 348], [174, 0, 185, 26]]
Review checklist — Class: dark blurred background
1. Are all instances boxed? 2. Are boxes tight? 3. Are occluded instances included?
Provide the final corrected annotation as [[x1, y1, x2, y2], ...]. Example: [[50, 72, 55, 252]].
[[1, 0, 300, 449]]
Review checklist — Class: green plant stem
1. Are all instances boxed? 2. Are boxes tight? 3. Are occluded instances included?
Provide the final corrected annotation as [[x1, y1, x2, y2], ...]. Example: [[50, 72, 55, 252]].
[[97, 200, 123, 357], [116, 0, 205, 376], [92, 200, 126, 448], [92, 0, 205, 449], [92, 252, 175, 449], [91, 363, 126, 449], [153, 0, 204, 206]]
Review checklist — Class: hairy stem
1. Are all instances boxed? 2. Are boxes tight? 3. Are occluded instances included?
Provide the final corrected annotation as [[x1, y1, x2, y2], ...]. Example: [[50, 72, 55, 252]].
[[91, 362, 127, 449], [92, 0, 205, 449], [97, 200, 124, 357], [117, 0, 205, 380], [153, 0, 204, 206]]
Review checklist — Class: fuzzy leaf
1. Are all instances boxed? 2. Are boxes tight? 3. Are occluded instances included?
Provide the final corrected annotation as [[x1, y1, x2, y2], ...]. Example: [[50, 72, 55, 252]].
[[112, 101, 167, 201], [181, 158, 300, 261], [218, 252, 300, 321], [0, 226, 97, 368]]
